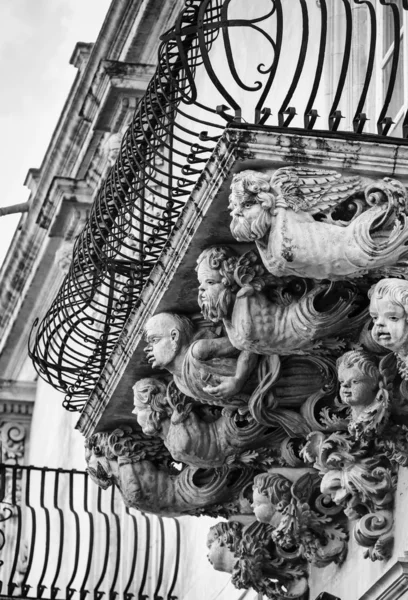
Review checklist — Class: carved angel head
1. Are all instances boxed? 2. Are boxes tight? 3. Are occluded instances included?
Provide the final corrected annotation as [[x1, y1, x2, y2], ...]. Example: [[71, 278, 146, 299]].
[[207, 521, 241, 573], [132, 377, 170, 435], [196, 246, 239, 322], [337, 351, 379, 412], [251, 473, 292, 525], [336, 350, 390, 438], [369, 278, 408, 356], [229, 171, 275, 242]]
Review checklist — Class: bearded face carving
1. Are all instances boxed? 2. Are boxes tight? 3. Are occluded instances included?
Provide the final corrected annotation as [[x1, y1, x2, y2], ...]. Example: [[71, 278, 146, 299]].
[[229, 168, 408, 280]]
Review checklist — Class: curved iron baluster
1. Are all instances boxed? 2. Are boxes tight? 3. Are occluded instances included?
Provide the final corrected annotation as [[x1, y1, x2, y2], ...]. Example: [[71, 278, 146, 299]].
[[153, 517, 165, 600], [328, 0, 353, 131], [79, 473, 93, 600], [108, 485, 121, 600], [36, 469, 51, 598], [278, 0, 309, 127], [5, 467, 22, 597], [19, 468, 36, 598], [377, 0, 401, 135], [304, 0, 327, 129], [137, 513, 151, 600], [123, 507, 138, 600], [197, 0, 241, 115], [255, 1, 283, 124], [50, 470, 65, 600], [166, 519, 181, 600], [352, 0, 376, 133], [92, 486, 111, 600], [66, 472, 82, 599]]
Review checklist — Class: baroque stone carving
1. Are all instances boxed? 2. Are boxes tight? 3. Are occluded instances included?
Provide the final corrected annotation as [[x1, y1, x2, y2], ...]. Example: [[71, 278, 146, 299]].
[[85, 426, 253, 517], [207, 520, 308, 600], [132, 377, 281, 468], [87, 163, 408, 594], [251, 468, 347, 567], [144, 312, 256, 408], [143, 312, 310, 437], [369, 278, 408, 380], [196, 246, 368, 354], [228, 168, 408, 280]]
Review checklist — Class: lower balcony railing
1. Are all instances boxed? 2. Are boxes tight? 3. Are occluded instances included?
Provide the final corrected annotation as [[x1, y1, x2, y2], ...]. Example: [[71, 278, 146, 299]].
[[0, 465, 180, 600]]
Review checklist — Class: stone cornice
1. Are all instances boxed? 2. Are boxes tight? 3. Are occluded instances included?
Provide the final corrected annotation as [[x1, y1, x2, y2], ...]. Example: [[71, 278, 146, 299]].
[[76, 126, 408, 436], [359, 554, 408, 599]]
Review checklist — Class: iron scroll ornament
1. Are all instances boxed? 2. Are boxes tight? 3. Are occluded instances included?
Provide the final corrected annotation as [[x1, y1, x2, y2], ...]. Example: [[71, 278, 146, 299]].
[[29, 0, 408, 410]]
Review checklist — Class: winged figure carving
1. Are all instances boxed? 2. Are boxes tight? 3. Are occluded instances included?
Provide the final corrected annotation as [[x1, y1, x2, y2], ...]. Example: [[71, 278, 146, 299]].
[[229, 168, 408, 280]]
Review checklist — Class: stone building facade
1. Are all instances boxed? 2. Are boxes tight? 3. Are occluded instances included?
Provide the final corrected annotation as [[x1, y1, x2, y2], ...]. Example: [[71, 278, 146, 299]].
[[2, 1, 408, 599]]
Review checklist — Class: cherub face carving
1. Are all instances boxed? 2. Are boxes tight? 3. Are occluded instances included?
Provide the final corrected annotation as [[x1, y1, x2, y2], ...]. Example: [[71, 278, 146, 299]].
[[251, 489, 276, 524], [197, 260, 226, 322], [338, 363, 377, 408], [370, 295, 408, 353]]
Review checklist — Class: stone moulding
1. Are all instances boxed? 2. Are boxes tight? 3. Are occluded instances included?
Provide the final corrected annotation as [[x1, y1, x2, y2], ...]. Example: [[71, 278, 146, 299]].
[[76, 126, 408, 437], [359, 554, 408, 600]]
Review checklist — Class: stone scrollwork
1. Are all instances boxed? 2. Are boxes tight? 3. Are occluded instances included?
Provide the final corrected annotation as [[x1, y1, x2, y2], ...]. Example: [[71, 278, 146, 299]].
[[207, 520, 309, 600], [132, 377, 282, 468], [85, 426, 254, 517], [228, 168, 408, 280], [251, 468, 348, 568]]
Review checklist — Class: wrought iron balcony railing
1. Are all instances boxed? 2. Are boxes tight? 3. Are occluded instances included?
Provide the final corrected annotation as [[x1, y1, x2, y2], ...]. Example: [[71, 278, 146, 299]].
[[29, 0, 408, 410], [0, 464, 180, 600]]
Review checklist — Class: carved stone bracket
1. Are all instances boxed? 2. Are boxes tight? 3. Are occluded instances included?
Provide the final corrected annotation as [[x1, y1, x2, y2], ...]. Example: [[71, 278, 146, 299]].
[[79, 128, 408, 597]]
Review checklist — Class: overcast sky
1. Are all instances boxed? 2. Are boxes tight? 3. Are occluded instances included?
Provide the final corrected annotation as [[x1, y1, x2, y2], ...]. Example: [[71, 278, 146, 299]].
[[0, 0, 111, 264]]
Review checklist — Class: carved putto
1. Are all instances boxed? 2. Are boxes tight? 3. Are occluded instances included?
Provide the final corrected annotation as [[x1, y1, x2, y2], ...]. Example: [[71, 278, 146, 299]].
[[336, 350, 391, 438], [251, 468, 347, 567], [196, 246, 368, 355], [229, 168, 408, 280], [369, 278, 408, 379], [207, 520, 308, 600]]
